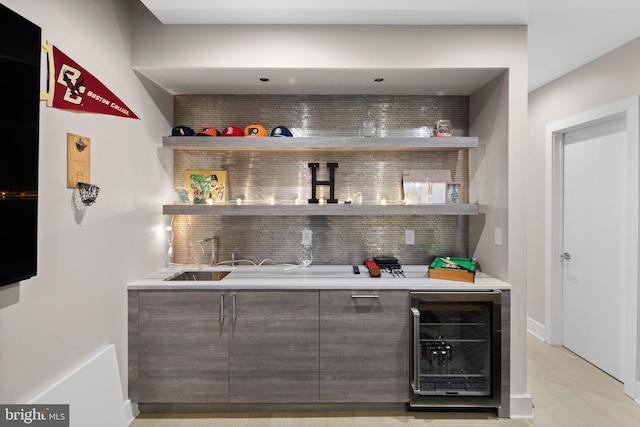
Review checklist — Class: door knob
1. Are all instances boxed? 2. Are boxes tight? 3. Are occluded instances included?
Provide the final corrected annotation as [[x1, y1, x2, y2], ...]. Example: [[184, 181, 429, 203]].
[[560, 252, 571, 260]]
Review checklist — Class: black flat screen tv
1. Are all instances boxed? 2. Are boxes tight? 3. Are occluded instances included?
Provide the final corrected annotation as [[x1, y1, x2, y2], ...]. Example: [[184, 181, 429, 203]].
[[0, 4, 41, 287]]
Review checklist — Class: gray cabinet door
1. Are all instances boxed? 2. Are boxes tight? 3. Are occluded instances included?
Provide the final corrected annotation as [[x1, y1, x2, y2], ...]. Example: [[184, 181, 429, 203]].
[[229, 290, 319, 402], [138, 290, 229, 403], [319, 290, 409, 402]]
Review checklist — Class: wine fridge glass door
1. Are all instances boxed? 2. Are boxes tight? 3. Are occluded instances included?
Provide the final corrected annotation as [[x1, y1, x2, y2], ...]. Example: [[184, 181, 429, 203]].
[[410, 291, 501, 403]]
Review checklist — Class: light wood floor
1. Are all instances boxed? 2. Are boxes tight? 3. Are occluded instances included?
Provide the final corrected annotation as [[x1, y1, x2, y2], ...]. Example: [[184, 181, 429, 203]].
[[131, 334, 640, 426]]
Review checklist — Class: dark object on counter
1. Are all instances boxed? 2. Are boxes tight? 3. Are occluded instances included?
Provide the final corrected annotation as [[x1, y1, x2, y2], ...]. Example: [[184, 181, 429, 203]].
[[352, 265, 360, 274], [373, 255, 398, 264], [374, 256, 400, 266], [374, 256, 402, 271]]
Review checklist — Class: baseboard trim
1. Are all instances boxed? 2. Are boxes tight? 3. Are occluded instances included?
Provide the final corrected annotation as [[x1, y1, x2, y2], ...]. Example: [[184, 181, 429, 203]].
[[509, 394, 534, 419], [138, 402, 407, 413], [527, 316, 545, 341], [125, 399, 137, 426]]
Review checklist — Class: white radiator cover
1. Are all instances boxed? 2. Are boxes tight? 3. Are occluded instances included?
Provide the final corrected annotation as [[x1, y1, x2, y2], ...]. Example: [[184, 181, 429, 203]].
[[28, 345, 129, 427]]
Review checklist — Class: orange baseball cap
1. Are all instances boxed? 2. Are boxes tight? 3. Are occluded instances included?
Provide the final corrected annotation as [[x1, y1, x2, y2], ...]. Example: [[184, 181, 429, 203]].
[[244, 124, 268, 137], [196, 127, 220, 136]]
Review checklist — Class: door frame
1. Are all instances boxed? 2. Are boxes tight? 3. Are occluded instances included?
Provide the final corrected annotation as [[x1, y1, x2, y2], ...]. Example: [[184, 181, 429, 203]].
[[545, 96, 639, 400]]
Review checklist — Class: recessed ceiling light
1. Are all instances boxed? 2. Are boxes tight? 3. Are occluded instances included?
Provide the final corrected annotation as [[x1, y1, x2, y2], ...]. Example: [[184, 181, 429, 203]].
[[259, 77, 269, 82], [374, 78, 384, 82]]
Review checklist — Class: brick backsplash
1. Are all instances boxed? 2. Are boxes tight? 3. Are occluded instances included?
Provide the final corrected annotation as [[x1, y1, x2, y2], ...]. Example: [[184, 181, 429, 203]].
[[172, 95, 470, 266], [175, 94, 469, 137]]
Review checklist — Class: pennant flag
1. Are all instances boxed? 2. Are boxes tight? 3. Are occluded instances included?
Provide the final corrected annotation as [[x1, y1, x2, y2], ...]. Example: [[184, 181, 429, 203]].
[[40, 42, 139, 119]]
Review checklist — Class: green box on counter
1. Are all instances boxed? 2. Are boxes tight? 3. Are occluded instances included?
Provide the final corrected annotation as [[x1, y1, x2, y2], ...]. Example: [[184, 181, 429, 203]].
[[428, 257, 476, 283]]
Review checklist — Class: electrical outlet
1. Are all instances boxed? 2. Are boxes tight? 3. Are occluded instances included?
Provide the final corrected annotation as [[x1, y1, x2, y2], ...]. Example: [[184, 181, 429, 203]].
[[494, 227, 503, 246], [301, 229, 313, 246], [405, 229, 415, 245]]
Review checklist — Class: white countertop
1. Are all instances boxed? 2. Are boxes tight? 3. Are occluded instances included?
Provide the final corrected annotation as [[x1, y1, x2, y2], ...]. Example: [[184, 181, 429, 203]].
[[128, 264, 510, 291]]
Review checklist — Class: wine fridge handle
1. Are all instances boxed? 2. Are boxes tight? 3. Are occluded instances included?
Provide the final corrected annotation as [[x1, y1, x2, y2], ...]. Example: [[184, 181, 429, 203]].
[[411, 307, 421, 393]]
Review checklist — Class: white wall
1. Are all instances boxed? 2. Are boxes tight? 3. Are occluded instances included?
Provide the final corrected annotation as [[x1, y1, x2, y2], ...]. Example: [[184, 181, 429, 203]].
[[0, 0, 172, 404], [469, 66, 530, 416], [470, 73, 509, 280], [528, 37, 640, 330]]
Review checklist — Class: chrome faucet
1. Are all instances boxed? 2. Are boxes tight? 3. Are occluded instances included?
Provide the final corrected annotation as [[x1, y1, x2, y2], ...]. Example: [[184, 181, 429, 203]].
[[197, 237, 217, 265], [231, 249, 238, 266]]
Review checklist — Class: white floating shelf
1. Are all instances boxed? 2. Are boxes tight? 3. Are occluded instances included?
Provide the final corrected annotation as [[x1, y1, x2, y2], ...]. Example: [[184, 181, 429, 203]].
[[163, 203, 479, 216], [162, 136, 478, 151]]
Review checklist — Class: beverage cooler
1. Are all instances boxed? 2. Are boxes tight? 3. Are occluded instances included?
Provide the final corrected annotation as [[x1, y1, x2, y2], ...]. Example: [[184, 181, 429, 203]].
[[409, 291, 502, 410]]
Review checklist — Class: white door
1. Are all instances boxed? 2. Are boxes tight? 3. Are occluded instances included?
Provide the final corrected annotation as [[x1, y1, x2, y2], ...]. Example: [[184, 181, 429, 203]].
[[561, 117, 627, 380]]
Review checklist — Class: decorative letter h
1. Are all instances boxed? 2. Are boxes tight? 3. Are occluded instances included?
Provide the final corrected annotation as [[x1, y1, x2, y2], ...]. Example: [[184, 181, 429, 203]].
[[308, 162, 338, 203]]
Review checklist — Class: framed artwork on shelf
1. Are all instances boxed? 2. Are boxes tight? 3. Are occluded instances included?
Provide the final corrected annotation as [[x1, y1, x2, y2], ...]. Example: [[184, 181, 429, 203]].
[[173, 186, 190, 203], [446, 182, 462, 204], [402, 169, 452, 204], [184, 170, 227, 204], [402, 170, 428, 204]]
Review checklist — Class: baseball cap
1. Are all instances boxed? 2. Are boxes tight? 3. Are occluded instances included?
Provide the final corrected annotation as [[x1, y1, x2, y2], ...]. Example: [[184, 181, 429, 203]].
[[270, 126, 293, 137], [171, 125, 195, 136], [244, 124, 268, 137], [221, 126, 244, 137], [196, 127, 220, 136]]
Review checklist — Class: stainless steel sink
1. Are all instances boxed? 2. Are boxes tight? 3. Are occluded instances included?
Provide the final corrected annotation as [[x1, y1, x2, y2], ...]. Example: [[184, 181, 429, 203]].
[[166, 271, 230, 281]]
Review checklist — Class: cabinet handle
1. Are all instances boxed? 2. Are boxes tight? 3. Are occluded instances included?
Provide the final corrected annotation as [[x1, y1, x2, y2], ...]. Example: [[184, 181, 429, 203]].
[[220, 294, 225, 323], [351, 294, 380, 299], [232, 294, 237, 323]]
